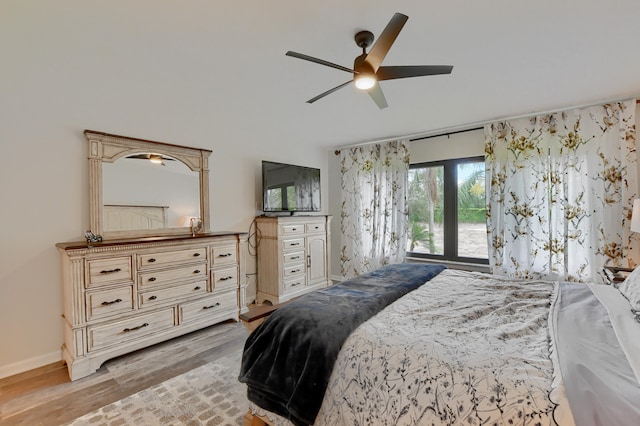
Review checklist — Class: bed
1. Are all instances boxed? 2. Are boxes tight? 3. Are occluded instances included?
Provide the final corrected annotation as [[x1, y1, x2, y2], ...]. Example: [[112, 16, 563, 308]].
[[239, 263, 640, 426], [103, 204, 169, 231]]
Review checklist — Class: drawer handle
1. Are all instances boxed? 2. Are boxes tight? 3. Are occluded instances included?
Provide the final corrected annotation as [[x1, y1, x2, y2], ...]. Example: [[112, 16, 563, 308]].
[[290, 242, 300, 246], [314, 226, 319, 229], [193, 252, 201, 257], [147, 258, 156, 263], [291, 282, 302, 287], [219, 276, 234, 281], [292, 227, 297, 231], [101, 298, 122, 306], [148, 277, 157, 282], [194, 269, 201, 274], [194, 286, 201, 290], [203, 302, 221, 310], [123, 323, 149, 333], [100, 268, 122, 274], [148, 295, 157, 300], [218, 253, 232, 258], [291, 256, 300, 260], [291, 268, 300, 273]]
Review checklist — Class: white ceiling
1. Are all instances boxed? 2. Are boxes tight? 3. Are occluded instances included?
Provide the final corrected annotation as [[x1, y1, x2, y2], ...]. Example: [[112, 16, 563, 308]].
[[227, 0, 640, 148], [7, 1, 640, 150]]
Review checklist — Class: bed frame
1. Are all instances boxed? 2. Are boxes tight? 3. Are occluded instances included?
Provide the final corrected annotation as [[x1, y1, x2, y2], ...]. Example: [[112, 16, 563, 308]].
[[243, 411, 272, 426], [240, 305, 281, 426], [103, 204, 169, 231]]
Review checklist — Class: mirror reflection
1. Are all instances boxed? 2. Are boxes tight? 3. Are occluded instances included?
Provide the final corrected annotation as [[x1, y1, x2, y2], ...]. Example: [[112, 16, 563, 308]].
[[102, 154, 200, 232]]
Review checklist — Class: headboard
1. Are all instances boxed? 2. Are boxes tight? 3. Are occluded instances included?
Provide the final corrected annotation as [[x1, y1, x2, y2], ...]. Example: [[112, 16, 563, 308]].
[[103, 205, 169, 232]]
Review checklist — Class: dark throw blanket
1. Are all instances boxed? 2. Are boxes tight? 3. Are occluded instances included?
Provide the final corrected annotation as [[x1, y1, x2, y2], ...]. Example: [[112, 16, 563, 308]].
[[238, 263, 447, 426]]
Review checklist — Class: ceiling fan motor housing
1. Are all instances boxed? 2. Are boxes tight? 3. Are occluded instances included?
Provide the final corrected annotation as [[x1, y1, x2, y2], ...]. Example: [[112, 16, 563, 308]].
[[354, 30, 374, 49], [354, 54, 373, 74]]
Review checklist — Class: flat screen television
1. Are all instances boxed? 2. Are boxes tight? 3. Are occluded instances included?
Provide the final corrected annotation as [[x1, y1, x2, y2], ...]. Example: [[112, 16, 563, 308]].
[[262, 161, 321, 213]]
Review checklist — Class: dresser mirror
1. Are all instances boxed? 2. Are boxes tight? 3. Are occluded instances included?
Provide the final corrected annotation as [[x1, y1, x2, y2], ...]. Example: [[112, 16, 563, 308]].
[[85, 130, 212, 240]]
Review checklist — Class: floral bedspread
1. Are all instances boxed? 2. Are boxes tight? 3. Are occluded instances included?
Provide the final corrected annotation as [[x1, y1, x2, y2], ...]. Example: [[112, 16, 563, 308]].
[[314, 269, 559, 425]]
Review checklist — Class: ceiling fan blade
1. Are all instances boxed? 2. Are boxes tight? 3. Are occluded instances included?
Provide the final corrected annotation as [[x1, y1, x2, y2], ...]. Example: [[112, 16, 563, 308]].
[[368, 82, 388, 109], [307, 80, 353, 103], [365, 12, 408, 72], [376, 65, 453, 81], [286, 51, 355, 74]]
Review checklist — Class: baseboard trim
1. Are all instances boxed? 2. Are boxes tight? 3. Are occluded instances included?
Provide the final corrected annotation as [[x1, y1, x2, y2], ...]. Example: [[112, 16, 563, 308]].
[[329, 274, 343, 283], [0, 350, 61, 380]]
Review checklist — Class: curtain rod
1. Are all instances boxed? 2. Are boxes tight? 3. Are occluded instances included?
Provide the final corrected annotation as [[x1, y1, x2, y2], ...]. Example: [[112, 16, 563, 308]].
[[409, 126, 483, 142], [334, 95, 640, 154], [334, 126, 484, 155]]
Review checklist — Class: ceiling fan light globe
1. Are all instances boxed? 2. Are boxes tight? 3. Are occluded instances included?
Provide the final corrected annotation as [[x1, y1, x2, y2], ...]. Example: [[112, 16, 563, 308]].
[[355, 75, 376, 90], [149, 154, 164, 165]]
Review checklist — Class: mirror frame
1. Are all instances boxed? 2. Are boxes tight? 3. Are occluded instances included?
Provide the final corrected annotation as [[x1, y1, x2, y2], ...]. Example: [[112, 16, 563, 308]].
[[85, 129, 212, 240]]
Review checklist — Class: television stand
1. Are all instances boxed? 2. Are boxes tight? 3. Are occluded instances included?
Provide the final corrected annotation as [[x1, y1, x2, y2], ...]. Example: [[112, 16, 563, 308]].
[[255, 215, 332, 305]]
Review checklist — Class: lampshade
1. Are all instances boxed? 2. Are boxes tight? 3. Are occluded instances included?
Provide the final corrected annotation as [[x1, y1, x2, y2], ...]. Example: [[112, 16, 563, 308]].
[[182, 216, 199, 227], [631, 199, 640, 233]]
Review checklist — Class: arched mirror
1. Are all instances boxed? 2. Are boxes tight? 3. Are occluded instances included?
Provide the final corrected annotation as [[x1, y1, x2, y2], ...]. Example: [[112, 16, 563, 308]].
[[85, 130, 211, 239]]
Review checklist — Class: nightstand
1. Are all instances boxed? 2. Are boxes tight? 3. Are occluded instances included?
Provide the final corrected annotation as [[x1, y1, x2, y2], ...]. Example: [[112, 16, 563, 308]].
[[603, 266, 634, 285]]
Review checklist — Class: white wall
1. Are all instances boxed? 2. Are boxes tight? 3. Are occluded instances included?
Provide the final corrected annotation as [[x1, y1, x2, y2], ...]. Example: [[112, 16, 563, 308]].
[[0, 5, 330, 378], [409, 129, 484, 163]]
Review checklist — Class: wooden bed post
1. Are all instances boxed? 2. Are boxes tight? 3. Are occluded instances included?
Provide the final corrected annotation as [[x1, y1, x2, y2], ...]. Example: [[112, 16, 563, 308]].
[[244, 410, 271, 426]]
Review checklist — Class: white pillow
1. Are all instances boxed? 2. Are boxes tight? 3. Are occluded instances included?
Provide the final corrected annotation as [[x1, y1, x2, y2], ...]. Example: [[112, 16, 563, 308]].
[[618, 266, 640, 312]]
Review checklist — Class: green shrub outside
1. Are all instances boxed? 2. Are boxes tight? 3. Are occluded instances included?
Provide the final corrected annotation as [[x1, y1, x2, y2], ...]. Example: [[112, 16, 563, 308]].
[[430, 207, 486, 224]]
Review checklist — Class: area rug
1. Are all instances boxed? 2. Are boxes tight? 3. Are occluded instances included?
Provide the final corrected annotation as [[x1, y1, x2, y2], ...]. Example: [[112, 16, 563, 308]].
[[66, 359, 249, 426]]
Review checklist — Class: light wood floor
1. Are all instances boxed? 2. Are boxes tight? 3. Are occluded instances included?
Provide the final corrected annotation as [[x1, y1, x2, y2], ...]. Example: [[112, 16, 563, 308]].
[[0, 320, 248, 426]]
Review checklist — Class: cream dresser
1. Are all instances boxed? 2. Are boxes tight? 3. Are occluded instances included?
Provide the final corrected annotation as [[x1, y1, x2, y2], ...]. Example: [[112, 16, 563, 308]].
[[255, 215, 331, 305], [57, 232, 247, 380]]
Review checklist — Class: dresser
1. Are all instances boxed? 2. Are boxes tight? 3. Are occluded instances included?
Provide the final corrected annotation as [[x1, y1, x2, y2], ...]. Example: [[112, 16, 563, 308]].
[[255, 215, 331, 305], [56, 232, 247, 380]]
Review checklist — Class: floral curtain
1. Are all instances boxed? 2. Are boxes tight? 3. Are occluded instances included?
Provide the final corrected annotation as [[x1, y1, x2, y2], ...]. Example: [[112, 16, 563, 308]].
[[294, 167, 321, 211], [485, 100, 638, 283], [340, 140, 410, 278]]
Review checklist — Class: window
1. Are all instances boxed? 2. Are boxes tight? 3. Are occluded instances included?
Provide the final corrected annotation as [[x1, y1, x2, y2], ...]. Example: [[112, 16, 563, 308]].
[[266, 185, 297, 210], [407, 156, 488, 264]]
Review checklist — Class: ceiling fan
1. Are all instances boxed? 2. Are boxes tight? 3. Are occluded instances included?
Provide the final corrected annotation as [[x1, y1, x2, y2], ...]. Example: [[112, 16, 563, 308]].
[[126, 153, 176, 165], [286, 12, 453, 109]]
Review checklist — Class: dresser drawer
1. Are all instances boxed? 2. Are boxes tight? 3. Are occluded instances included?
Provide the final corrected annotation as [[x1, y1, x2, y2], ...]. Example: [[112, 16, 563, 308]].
[[279, 223, 305, 235], [179, 291, 238, 325], [87, 308, 175, 352], [211, 244, 237, 266], [284, 275, 306, 294], [212, 266, 238, 292], [86, 286, 134, 321], [283, 250, 305, 266], [86, 257, 133, 288], [305, 221, 326, 234], [138, 247, 207, 269], [138, 262, 207, 289], [283, 263, 305, 278], [282, 238, 304, 251], [139, 280, 208, 309]]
